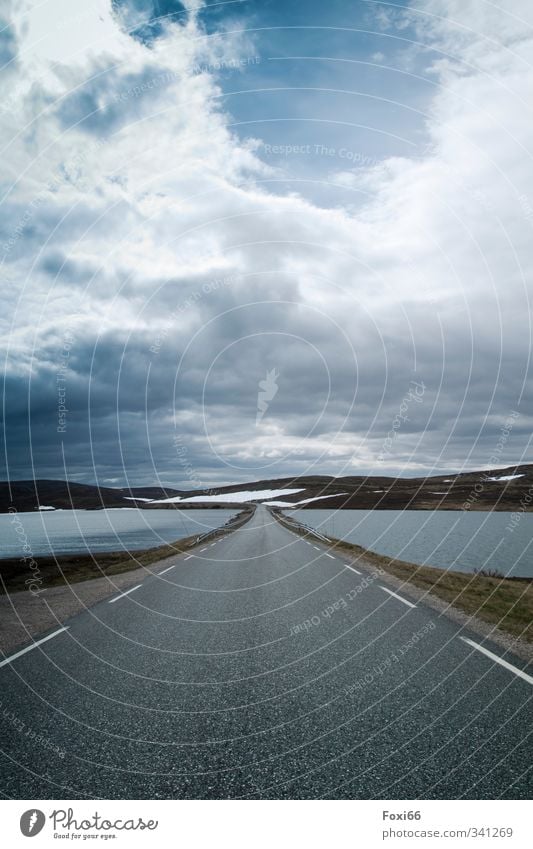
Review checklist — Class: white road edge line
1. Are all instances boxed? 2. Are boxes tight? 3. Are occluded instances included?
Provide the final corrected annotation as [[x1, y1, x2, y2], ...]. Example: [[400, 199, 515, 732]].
[[159, 564, 176, 575], [345, 564, 362, 575], [460, 637, 533, 686], [379, 586, 416, 609], [0, 627, 69, 668], [325, 553, 335, 560], [108, 585, 141, 604]]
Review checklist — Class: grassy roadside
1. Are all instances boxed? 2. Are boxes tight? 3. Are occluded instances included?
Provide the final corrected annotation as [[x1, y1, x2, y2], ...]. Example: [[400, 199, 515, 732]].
[[0, 539, 194, 595], [273, 510, 533, 643], [0, 506, 254, 595]]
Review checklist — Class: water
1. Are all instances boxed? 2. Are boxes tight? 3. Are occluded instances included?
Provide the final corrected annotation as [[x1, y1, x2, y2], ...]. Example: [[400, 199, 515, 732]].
[[0, 508, 238, 558], [290, 509, 533, 577]]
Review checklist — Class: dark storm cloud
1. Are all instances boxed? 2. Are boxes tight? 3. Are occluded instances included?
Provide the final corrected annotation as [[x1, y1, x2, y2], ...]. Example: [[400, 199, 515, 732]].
[[3, 282, 529, 485]]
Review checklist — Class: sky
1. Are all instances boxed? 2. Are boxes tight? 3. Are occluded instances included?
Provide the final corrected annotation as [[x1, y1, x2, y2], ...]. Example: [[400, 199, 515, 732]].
[[1, 0, 532, 488]]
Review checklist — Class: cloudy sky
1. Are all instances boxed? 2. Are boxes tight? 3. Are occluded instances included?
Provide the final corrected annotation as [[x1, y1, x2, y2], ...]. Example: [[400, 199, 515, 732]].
[[1, 0, 532, 488]]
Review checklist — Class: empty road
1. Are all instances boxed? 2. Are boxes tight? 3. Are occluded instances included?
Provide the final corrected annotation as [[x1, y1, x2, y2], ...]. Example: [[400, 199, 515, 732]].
[[0, 505, 531, 799]]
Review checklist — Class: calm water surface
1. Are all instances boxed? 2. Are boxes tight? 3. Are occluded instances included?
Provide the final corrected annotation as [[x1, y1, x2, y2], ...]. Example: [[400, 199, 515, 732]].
[[0, 508, 238, 558], [290, 509, 533, 577]]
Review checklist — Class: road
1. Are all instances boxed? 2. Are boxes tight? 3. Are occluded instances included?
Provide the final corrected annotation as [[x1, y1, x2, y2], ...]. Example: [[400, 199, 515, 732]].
[[0, 505, 531, 799]]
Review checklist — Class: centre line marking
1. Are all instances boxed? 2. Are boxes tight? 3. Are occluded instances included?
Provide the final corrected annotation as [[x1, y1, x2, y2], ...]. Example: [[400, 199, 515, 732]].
[[345, 564, 362, 575], [313, 546, 321, 551], [379, 586, 416, 609], [184, 555, 193, 560], [460, 637, 533, 686], [109, 585, 141, 603], [159, 564, 177, 575], [0, 627, 69, 668], [325, 553, 335, 560], [200, 548, 207, 552], [211, 543, 216, 546]]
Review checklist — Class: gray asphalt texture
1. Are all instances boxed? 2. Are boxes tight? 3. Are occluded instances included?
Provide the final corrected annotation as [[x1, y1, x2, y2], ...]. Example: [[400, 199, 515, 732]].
[[0, 506, 531, 799]]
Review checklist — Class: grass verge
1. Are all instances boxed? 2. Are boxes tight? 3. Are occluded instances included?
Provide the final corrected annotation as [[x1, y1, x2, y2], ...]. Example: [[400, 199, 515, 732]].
[[273, 510, 533, 643], [0, 507, 253, 595], [0, 539, 195, 595]]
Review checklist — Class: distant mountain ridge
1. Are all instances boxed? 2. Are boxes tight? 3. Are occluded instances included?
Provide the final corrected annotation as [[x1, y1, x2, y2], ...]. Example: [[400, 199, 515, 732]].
[[1, 464, 532, 513]]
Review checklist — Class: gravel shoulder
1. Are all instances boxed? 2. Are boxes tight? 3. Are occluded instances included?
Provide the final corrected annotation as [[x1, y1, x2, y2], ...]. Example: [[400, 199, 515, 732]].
[[0, 552, 185, 656]]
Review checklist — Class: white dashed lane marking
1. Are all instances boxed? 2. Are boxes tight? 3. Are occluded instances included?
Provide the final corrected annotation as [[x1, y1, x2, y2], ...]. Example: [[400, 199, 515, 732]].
[[159, 564, 177, 575], [379, 586, 416, 609], [0, 627, 69, 668], [460, 637, 533, 686], [109, 585, 141, 604]]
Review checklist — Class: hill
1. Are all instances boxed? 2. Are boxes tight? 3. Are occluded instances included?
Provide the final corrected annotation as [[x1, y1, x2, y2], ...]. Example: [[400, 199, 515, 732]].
[[1, 464, 532, 512]]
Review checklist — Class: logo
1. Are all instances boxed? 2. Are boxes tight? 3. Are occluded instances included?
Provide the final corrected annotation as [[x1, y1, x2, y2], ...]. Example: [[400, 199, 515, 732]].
[[256, 368, 279, 425], [20, 810, 45, 837]]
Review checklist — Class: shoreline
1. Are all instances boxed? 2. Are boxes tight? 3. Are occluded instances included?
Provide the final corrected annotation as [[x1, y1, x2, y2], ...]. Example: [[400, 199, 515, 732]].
[[271, 508, 533, 663], [0, 506, 254, 656]]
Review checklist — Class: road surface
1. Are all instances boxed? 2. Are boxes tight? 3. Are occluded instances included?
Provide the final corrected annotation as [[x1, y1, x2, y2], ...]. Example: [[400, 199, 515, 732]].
[[0, 506, 531, 799]]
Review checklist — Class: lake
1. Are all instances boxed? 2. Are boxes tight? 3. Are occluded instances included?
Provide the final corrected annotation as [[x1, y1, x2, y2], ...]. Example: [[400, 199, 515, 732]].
[[0, 508, 238, 558], [289, 509, 533, 578]]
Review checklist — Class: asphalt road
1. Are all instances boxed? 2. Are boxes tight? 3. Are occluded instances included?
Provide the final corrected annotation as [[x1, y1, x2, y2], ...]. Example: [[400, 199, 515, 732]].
[[0, 505, 531, 799]]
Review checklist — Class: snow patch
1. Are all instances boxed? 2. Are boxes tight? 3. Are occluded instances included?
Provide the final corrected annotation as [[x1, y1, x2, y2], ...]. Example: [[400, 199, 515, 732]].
[[487, 474, 525, 482], [151, 488, 305, 504], [265, 493, 348, 507]]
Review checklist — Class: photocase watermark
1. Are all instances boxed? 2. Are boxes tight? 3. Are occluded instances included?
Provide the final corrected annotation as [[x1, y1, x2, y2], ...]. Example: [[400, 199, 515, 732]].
[[1, 700, 65, 759], [377, 379, 426, 462], [256, 368, 279, 425], [261, 141, 379, 167], [1, 190, 51, 263], [173, 434, 206, 490], [345, 619, 436, 694], [56, 328, 76, 434], [7, 508, 43, 595], [505, 484, 533, 533], [462, 410, 520, 510], [518, 193, 533, 227], [289, 568, 385, 636], [111, 55, 261, 106], [50, 808, 158, 833], [150, 274, 237, 355]]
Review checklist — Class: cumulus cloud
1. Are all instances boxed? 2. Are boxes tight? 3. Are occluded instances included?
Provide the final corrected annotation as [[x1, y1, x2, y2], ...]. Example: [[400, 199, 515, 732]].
[[1, 0, 532, 486]]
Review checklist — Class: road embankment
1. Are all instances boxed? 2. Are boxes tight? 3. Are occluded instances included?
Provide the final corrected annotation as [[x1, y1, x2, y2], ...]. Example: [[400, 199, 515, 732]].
[[0, 505, 254, 655], [271, 508, 533, 662]]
